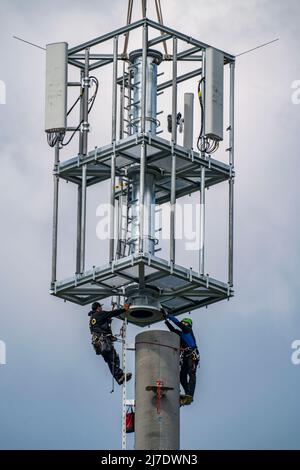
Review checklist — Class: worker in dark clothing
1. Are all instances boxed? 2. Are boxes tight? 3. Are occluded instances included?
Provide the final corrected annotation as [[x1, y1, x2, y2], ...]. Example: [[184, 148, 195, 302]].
[[164, 313, 200, 405], [88, 301, 132, 385]]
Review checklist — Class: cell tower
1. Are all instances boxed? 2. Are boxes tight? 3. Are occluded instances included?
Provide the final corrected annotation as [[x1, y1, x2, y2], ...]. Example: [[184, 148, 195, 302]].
[[45, 0, 235, 450]]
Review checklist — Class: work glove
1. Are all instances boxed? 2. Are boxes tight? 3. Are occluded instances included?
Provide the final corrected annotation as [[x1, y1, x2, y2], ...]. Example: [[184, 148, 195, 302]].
[[161, 308, 168, 320], [123, 303, 130, 311]]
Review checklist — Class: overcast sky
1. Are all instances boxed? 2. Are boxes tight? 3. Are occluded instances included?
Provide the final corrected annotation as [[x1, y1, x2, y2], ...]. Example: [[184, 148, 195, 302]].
[[0, 0, 300, 450]]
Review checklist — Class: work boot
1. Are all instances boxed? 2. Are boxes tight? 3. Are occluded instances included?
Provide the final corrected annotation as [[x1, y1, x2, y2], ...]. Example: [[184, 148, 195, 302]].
[[180, 394, 186, 406], [117, 372, 132, 385], [180, 394, 193, 406], [125, 372, 132, 382], [184, 395, 193, 405]]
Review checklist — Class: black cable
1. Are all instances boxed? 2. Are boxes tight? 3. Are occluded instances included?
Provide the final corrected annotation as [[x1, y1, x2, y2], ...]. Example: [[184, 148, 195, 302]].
[[66, 75, 99, 118], [47, 93, 81, 147], [198, 78, 205, 138], [47, 132, 59, 148], [196, 77, 220, 155], [47, 89, 83, 148], [88, 76, 99, 113], [47, 77, 100, 148], [61, 122, 82, 147], [197, 77, 205, 153], [67, 94, 81, 116], [61, 76, 99, 147]]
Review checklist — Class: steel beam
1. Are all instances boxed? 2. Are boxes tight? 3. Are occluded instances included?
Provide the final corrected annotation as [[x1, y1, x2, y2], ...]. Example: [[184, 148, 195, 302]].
[[229, 62, 235, 168], [141, 24, 148, 134], [68, 58, 85, 70], [157, 67, 202, 92], [199, 166, 206, 275], [76, 185, 82, 274], [80, 164, 87, 273], [109, 37, 118, 263], [170, 37, 177, 264], [148, 33, 172, 47], [89, 59, 113, 71], [68, 19, 145, 55], [228, 61, 235, 286], [82, 49, 90, 156], [109, 153, 117, 261], [69, 54, 116, 60], [112, 37, 118, 143], [51, 143, 60, 284], [138, 24, 148, 254], [177, 46, 202, 59], [146, 18, 235, 61]]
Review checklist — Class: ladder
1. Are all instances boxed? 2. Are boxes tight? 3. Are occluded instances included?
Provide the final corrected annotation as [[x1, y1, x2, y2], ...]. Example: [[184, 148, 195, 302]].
[[115, 179, 133, 260], [121, 319, 135, 450]]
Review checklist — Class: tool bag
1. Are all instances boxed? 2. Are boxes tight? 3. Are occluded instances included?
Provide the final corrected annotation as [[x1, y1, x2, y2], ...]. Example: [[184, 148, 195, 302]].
[[91, 334, 113, 355], [180, 347, 200, 368], [126, 406, 135, 434]]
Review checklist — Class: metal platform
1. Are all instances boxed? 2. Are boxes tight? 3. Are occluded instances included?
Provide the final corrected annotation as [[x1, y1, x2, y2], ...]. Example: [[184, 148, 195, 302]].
[[48, 15, 236, 325], [51, 253, 233, 326], [57, 133, 233, 203]]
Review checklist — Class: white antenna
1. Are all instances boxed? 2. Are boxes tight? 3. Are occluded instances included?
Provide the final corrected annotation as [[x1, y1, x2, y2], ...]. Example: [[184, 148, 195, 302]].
[[13, 35, 45, 51], [236, 38, 279, 57]]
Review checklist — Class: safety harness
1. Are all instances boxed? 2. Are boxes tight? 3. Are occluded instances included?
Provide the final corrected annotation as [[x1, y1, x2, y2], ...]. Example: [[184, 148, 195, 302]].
[[180, 346, 200, 367]]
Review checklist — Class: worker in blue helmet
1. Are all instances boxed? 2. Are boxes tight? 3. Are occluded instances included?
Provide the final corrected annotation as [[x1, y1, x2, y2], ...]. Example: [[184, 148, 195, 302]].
[[164, 311, 200, 405], [88, 301, 132, 385]]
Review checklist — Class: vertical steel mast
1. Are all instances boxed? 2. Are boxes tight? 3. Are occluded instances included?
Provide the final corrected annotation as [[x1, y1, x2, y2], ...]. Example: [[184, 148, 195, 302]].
[[127, 48, 162, 256]]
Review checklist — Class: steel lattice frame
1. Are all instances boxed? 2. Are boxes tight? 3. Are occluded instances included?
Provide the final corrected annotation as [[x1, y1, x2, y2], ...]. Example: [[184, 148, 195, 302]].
[[50, 18, 235, 326]]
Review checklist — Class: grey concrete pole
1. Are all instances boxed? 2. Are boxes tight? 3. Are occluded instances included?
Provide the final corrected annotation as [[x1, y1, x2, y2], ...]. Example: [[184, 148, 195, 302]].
[[135, 330, 180, 450]]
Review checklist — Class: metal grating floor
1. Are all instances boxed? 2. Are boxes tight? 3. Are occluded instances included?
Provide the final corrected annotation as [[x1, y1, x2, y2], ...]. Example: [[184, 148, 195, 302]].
[[51, 254, 233, 326], [57, 133, 233, 203]]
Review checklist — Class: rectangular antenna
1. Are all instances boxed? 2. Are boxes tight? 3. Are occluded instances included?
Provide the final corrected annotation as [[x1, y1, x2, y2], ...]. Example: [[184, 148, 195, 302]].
[[45, 42, 68, 133], [204, 47, 224, 141], [183, 93, 194, 149]]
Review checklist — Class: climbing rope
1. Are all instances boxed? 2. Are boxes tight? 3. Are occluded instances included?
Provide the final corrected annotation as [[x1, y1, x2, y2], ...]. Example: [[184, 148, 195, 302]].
[[123, 0, 133, 56], [123, 0, 169, 57], [142, 0, 147, 17], [154, 0, 168, 57]]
